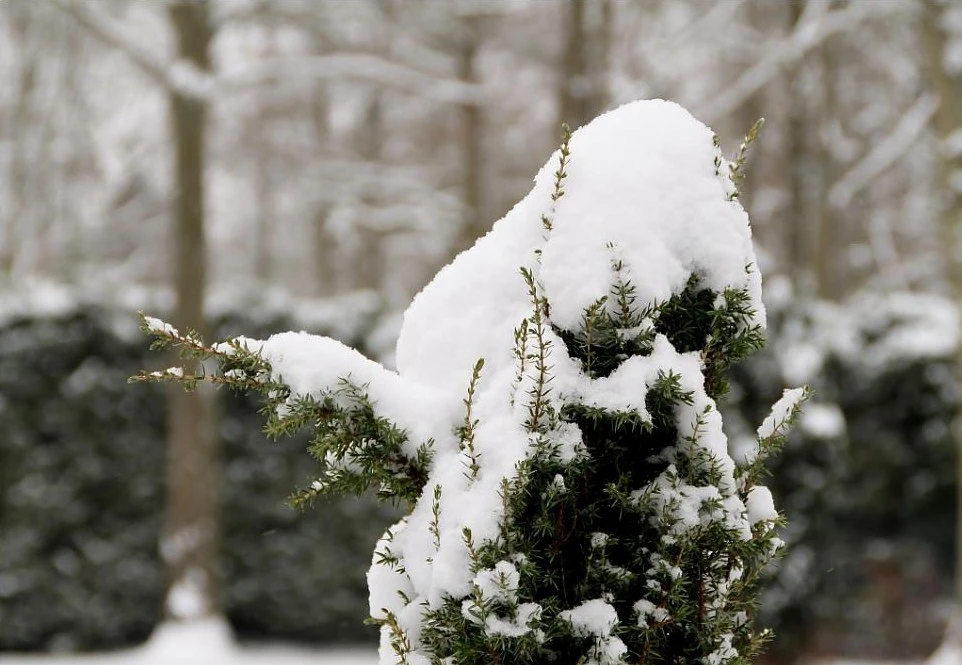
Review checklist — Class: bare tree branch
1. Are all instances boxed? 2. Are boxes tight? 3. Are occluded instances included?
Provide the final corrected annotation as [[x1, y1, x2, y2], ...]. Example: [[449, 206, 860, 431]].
[[52, 0, 482, 105], [50, 0, 177, 92], [829, 92, 939, 210], [701, 0, 908, 123], [218, 53, 482, 105]]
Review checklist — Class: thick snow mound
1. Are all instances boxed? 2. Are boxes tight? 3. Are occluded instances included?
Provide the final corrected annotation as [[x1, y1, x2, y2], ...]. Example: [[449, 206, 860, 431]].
[[397, 98, 763, 395]]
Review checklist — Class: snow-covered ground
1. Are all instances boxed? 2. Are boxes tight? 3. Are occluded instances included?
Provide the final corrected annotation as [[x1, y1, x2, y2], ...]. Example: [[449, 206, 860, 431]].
[[0, 620, 375, 665], [808, 661, 920, 665], [0, 655, 920, 665], [0, 620, 920, 665], [0, 651, 374, 665]]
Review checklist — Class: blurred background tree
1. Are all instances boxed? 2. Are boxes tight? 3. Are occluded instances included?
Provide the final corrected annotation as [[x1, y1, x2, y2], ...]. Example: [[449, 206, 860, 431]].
[[0, 0, 959, 663]]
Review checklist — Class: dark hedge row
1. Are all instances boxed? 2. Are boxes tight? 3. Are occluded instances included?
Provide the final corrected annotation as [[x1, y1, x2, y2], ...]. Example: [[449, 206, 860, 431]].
[[727, 296, 956, 661], [0, 296, 956, 659], [0, 306, 398, 652]]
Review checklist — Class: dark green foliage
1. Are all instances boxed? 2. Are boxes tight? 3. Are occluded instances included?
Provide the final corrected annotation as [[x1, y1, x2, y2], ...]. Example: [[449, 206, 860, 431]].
[[654, 275, 765, 397], [134, 257, 778, 664], [0, 307, 396, 652], [135, 316, 434, 511], [413, 268, 774, 665], [0, 311, 166, 651], [726, 297, 956, 661], [280, 383, 431, 508]]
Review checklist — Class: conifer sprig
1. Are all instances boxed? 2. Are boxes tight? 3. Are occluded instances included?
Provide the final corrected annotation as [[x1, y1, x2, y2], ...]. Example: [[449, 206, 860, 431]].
[[737, 386, 812, 491], [511, 318, 530, 405], [429, 483, 443, 552], [132, 312, 431, 508], [130, 312, 272, 392], [728, 117, 765, 200], [381, 610, 414, 665], [541, 123, 572, 233], [458, 357, 485, 480], [520, 267, 556, 434]]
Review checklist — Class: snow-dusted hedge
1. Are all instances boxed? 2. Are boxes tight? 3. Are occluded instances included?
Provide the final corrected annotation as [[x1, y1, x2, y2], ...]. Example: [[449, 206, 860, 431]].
[[143, 100, 798, 665], [727, 293, 958, 659]]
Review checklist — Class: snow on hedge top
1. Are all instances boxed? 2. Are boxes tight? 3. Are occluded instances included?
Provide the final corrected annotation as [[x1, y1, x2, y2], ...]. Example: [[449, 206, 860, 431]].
[[397, 98, 763, 394]]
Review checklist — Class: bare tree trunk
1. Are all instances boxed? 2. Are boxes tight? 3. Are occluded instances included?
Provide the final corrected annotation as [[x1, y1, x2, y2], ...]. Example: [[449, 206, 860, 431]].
[[734, 0, 773, 255], [354, 93, 385, 292], [923, 0, 962, 657], [253, 143, 273, 286], [253, 25, 275, 286], [784, 0, 811, 296], [559, 0, 589, 130], [2, 3, 35, 279], [310, 95, 334, 295], [814, 32, 839, 300], [305, 22, 334, 297], [164, 0, 219, 623], [456, 15, 485, 252], [558, 0, 610, 131], [312, 203, 334, 295]]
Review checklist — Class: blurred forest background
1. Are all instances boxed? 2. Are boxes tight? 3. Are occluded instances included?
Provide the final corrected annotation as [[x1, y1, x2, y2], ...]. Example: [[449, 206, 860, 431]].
[[1, 0, 962, 663]]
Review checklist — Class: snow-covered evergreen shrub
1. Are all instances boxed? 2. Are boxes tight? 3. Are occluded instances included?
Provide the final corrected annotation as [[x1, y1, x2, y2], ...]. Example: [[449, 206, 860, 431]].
[[141, 100, 800, 665]]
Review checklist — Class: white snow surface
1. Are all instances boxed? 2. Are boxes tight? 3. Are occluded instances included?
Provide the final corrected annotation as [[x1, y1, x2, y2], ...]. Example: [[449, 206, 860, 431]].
[[559, 598, 619, 637], [472, 561, 521, 604], [559, 599, 627, 665], [165, 569, 210, 620], [927, 645, 962, 665], [144, 316, 177, 336], [634, 599, 670, 625], [249, 332, 453, 457], [0, 620, 375, 665], [395, 98, 764, 396], [745, 486, 778, 525], [233, 99, 770, 664], [926, 614, 962, 665]]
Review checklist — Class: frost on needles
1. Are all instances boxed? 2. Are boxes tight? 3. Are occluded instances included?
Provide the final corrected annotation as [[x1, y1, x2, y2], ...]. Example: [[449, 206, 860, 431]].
[[136, 99, 806, 665]]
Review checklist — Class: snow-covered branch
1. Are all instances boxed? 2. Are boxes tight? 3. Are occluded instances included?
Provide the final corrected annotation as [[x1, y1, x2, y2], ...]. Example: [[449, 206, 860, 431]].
[[701, 0, 907, 122], [219, 53, 483, 105], [651, 0, 747, 52], [53, 0, 482, 107], [50, 0, 212, 101], [829, 92, 939, 210]]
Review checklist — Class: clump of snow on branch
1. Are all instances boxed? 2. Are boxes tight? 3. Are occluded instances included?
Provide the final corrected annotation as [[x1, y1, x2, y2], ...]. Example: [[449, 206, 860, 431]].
[[757, 387, 807, 440], [559, 599, 627, 665], [144, 315, 178, 336]]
